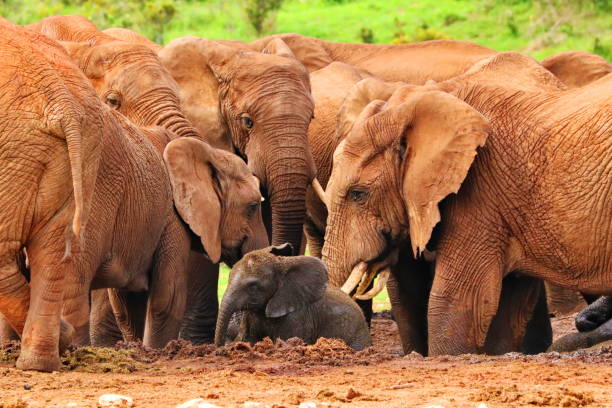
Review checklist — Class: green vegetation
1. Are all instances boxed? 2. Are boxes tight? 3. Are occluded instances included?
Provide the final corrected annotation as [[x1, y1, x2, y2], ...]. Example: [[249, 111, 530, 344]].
[[1, 0, 610, 59]]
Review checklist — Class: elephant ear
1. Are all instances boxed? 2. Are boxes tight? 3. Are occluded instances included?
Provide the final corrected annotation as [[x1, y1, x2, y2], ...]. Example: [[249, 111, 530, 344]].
[[358, 87, 489, 257], [268, 243, 295, 257], [159, 37, 236, 152], [263, 34, 333, 72], [386, 89, 489, 257], [59, 41, 107, 79], [337, 77, 403, 141], [163, 138, 223, 263], [266, 256, 328, 318], [262, 38, 296, 59]]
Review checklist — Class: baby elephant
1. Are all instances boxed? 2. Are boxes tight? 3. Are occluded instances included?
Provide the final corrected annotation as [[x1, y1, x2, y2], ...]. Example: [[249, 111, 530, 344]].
[[214, 244, 371, 350]]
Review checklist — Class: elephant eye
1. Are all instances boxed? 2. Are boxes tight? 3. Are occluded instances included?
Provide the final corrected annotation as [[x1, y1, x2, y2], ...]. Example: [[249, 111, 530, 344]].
[[241, 115, 254, 130], [349, 188, 367, 203], [246, 201, 260, 218], [105, 92, 122, 110], [247, 281, 260, 293]]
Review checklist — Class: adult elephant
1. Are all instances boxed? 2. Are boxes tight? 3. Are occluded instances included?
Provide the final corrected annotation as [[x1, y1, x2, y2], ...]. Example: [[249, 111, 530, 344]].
[[26, 15, 199, 140], [25, 15, 261, 345], [541, 50, 611, 88], [322, 53, 611, 356], [0, 20, 103, 371], [248, 33, 497, 83], [159, 37, 319, 251]]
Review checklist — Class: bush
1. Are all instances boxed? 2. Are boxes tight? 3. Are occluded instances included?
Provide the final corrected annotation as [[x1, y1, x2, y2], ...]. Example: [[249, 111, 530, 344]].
[[243, 0, 284, 35], [359, 27, 374, 43]]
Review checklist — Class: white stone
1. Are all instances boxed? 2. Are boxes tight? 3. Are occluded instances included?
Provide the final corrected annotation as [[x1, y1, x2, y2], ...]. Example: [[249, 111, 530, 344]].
[[299, 403, 317, 408], [175, 399, 224, 408], [476, 404, 489, 408], [97, 394, 134, 408], [243, 402, 263, 408]]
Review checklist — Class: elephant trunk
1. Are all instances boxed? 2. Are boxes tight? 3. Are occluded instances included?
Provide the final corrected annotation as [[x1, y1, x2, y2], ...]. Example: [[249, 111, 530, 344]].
[[263, 136, 315, 251], [321, 210, 347, 287], [133, 89, 202, 140], [214, 287, 238, 346], [156, 108, 202, 140]]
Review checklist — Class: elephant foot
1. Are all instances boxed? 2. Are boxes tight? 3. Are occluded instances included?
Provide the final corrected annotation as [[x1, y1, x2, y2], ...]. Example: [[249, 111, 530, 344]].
[[59, 320, 75, 352], [16, 351, 61, 372]]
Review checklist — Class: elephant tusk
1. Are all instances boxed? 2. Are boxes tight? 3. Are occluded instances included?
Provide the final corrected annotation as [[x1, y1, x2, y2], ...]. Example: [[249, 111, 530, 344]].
[[341, 262, 367, 294], [311, 178, 329, 209], [355, 268, 391, 300], [355, 265, 378, 297]]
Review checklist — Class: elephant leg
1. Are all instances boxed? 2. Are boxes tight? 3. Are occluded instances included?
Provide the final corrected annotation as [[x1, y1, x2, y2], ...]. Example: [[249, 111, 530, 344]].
[[522, 282, 552, 354], [484, 274, 549, 354], [545, 282, 585, 316], [0, 241, 30, 339], [0, 313, 19, 343], [91, 288, 146, 346], [61, 275, 91, 346], [91, 289, 121, 346], [17, 237, 74, 372], [386, 254, 431, 355], [143, 222, 189, 349], [428, 221, 504, 355], [180, 252, 219, 344]]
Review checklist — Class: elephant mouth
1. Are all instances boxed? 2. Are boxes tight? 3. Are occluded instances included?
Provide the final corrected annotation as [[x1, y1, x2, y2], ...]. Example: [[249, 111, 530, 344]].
[[341, 248, 399, 301]]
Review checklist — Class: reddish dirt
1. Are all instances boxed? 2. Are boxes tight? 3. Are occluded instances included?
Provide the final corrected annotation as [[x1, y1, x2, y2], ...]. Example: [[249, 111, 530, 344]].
[[0, 313, 610, 408]]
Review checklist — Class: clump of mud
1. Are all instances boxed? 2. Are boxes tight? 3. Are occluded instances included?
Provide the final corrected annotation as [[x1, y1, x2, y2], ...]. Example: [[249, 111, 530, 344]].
[[61, 346, 146, 373], [0, 341, 20, 363], [472, 384, 595, 407], [0, 342, 146, 373], [0, 399, 28, 408]]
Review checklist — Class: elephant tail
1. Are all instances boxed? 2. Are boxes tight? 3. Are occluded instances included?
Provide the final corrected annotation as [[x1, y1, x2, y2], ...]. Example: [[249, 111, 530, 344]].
[[61, 114, 90, 259]]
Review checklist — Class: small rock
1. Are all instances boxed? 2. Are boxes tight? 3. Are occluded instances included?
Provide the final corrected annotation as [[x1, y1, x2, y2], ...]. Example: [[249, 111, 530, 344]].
[[66, 403, 78, 407], [23, 384, 32, 390], [299, 403, 317, 408], [175, 399, 224, 408], [243, 403, 263, 408], [97, 394, 134, 408], [404, 351, 424, 360], [476, 404, 489, 408], [345, 388, 362, 400]]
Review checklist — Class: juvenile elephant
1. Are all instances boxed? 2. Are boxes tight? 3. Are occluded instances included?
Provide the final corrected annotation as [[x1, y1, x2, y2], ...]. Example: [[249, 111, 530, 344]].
[[541, 50, 611, 88], [321, 52, 611, 356], [0, 20, 102, 371], [214, 244, 371, 351]]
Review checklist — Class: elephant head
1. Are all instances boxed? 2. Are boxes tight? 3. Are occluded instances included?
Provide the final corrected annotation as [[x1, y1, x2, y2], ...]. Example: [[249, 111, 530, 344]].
[[27, 15, 200, 139], [163, 137, 269, 266], [159, 37, 317, 251], [214, 243, 327, 345], [321, 78, 489, 298]]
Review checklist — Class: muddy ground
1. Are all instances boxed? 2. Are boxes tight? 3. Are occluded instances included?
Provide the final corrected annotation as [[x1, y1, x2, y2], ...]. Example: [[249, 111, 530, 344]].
[[0, 313, 610, 408]]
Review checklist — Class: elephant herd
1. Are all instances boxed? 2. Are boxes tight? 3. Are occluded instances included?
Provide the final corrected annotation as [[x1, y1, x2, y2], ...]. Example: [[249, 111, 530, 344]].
[[0, 14, 610, 372]]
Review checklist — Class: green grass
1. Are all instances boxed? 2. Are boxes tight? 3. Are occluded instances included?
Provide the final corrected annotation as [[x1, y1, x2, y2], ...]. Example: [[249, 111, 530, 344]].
[[2, 1, 610, 59], [161, 0, 611, 60]]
